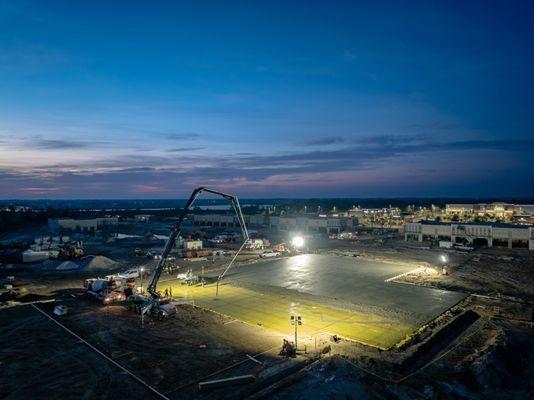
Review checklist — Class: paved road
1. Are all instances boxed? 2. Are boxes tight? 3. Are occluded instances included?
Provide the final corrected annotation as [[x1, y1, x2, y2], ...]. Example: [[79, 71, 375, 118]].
[[220, 254, 465, 320]]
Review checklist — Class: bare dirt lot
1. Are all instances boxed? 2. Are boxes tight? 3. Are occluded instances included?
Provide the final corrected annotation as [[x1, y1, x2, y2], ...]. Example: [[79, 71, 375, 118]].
[[1, 231, 534, 399], [1, 299, 283, 399]]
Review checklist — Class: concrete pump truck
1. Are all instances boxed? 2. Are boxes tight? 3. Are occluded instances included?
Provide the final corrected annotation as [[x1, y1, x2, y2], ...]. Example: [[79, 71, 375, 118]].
[[131, 187, 250, 320]]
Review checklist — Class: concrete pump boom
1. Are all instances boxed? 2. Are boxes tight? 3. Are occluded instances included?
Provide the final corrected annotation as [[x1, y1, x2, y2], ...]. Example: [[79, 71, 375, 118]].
[[146, 187, 249, 299]]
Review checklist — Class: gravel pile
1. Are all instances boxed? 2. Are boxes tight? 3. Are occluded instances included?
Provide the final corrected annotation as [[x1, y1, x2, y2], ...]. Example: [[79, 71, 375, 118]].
[[56, 261, 79, 270], [81, 255, 117, 271]]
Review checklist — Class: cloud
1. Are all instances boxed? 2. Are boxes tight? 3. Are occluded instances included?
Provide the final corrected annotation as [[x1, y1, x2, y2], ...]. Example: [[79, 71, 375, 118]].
[[0, 136, 533, 198], [31, 138, 95, 149], [303, 136, 346, 146], [303, 134, 428, 147], [166, 132, 201, 140], [354, 133, 428, 145], [166, 147, 205, 152], [5, 135, 110, 150]]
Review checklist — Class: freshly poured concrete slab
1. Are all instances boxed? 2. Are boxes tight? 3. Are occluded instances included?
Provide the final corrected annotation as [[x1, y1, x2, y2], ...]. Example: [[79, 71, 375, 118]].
[[166, 255, 466, 348], [219, 254, 465, 321], [169, 282, 414, 349]]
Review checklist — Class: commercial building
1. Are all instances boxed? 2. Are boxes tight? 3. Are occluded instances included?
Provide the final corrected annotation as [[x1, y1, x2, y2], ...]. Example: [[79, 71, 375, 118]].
[[191, 214, 357, 234], [183, 240, 203, 250], [191, 214, 239, 228], [404, 221, 534, 250], [445, 203, 534, 218], [48, 217, 119, 233], [134, 214, 153, 223], [267, 216, 357, 234]]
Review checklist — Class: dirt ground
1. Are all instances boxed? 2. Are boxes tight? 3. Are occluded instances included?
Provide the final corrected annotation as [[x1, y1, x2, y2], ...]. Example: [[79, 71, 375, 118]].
[[268, 318, 534, 399], [1, 227, 534, 399], [1, 299, 283, 399], [316, 236, 534, 301], [0, 305, 153, 399]]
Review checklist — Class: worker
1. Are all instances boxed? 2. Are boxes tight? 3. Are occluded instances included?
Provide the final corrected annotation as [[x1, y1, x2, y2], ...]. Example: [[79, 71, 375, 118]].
[[164, 288, 169, 298], [169, 286, 173, 298]]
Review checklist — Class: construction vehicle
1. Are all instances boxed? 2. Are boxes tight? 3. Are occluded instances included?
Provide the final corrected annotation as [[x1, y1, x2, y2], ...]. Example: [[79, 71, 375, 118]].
[[134, 187, 250, 321], [259, 250, 281, 258], [58, 242, 84, 260], [279, 339, 296, 357], [182, 249, 212, 258], [83, 276, 133, 303], [85, 273, 135, 300], [272, 243, 288, 253]]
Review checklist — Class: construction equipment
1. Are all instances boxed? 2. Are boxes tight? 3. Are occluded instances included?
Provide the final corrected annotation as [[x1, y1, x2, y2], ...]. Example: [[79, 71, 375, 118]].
[[58, 242, 84, 260], [272, 243, 288, 253], [279, 339, 296, 357], [133, 248, 145, 256], [83, 275, 134, 303], [138, 187, 250, 320]]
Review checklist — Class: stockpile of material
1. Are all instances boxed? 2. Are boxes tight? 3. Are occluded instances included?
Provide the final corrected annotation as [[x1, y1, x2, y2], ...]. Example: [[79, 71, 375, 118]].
[[81, 255, 117, 271], [56, 261, 79, 270]]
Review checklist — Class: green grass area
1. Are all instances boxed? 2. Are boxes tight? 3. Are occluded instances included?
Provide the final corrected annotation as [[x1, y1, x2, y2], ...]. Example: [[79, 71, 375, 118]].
[[165, 281, 415, 349]]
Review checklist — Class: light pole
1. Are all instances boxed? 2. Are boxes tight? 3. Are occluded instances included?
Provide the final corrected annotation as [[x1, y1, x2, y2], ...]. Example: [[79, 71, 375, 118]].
[[290, 315, 302, 350], [140, 267, 145, 293], [440, 255, 448, 275]]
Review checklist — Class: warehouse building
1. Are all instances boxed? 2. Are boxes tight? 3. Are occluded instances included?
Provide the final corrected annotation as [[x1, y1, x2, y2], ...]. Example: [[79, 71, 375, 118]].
[[134, 214, 153, 223], [191, 214, 357, 234], [191, 214, 239, 228], [267, 216, 357, 234], [48, 217, 119, 233], [405, 221, 534, 250], [445, 203, 534, 217]]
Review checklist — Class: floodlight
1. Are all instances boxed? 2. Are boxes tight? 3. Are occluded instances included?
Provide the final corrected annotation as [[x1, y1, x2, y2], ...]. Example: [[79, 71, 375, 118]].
[[291, 236, 305, 248]]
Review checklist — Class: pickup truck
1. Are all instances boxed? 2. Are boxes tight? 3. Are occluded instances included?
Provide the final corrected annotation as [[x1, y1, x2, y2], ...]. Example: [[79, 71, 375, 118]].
[[259, 251, 281, 258]]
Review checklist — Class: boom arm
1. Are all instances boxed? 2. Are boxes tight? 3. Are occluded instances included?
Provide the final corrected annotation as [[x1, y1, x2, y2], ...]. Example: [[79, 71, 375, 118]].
[[146, 187, 249, 299]]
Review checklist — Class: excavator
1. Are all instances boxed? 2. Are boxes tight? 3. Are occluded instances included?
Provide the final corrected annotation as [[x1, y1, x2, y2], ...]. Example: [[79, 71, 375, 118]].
[[132, 187, 250, 320]]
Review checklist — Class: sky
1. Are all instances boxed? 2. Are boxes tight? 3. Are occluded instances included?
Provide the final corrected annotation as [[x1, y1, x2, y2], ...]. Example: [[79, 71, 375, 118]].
[[0, 0, 533, 199]]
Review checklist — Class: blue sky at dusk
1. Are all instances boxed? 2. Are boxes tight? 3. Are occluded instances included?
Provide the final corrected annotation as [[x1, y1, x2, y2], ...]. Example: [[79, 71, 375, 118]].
[[0, 1, 533, 198]]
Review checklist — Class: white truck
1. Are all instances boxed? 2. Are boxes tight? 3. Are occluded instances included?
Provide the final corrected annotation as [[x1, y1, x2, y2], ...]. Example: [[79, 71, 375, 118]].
[[259, 250, 281, 258]]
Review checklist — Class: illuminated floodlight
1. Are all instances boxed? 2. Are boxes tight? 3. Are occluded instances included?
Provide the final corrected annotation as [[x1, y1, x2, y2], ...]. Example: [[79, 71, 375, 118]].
[[291, 236, 305, 248], [440, 255, 448, 264]]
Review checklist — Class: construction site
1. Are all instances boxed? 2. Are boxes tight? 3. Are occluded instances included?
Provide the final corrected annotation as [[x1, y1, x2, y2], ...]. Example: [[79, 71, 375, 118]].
[[1, 188, 533, 400]]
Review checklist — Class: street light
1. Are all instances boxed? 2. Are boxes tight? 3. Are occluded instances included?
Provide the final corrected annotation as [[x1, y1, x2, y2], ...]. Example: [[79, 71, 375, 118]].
[[440, 254, 448, 264], [291, 235, 305, 249], [140, 267, 145, 293]]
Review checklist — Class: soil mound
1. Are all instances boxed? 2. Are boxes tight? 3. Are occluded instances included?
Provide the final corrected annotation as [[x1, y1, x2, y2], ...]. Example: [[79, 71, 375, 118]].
[[56, 261, 79, 271], [81, 255, 117, 271]]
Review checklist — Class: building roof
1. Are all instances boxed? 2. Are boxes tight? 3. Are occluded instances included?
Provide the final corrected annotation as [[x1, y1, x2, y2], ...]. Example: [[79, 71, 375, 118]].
[[420, 220, 533, 229]]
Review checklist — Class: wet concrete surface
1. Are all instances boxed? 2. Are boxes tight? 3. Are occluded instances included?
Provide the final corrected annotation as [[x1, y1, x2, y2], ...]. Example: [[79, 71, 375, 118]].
[[218, 254, 465, 320]]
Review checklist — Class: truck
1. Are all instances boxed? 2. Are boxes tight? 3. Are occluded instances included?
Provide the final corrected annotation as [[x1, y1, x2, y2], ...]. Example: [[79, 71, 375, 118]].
[[182, 249, 212, 258], [84, 275, 135, 303], [134, 187, 250, 321], [260, 250, 281, 258], [126, 294, 176, 320]]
